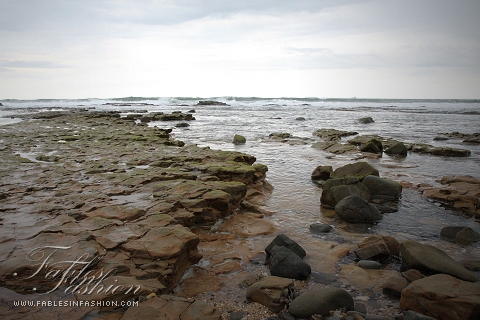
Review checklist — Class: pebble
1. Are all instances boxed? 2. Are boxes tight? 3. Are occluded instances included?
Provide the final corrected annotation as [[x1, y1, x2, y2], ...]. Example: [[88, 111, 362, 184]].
[[358, 260, 382, 269]]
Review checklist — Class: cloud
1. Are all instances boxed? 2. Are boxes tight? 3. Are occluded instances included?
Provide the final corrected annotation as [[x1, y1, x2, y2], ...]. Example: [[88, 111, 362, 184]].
[[0, 60, 68, 69]]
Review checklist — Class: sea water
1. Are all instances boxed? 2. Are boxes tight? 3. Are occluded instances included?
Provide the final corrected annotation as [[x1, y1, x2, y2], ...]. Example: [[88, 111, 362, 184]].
[[1, 97, 480, 253]]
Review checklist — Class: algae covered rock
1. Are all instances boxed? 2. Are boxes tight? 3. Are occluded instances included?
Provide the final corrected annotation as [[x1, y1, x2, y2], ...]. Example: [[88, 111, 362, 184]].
[[331, 161, 379, 180], [233, 134, 246, 145]]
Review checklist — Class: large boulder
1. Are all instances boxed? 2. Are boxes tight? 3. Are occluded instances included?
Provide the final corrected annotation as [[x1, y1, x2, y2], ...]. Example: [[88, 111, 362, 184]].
[[311, 165, 333, 183], [400, 240, 478, 282], [330, 162, 379, 180], [400, 274, 480, 320], [268, 246, 311, 280], [246, 276, 294, 313], [288, 287, 354, 318], [360, 139, 383, 154], [335, 194, 382, 224], [265, 234, 306, 261], [321, 177, 371, 208], [362, 175, 402, 202], [385, 142, 408, 156]]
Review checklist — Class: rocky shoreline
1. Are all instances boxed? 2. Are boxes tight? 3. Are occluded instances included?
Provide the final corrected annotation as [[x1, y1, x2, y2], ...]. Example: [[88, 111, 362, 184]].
[[0, 109, 479, 320]]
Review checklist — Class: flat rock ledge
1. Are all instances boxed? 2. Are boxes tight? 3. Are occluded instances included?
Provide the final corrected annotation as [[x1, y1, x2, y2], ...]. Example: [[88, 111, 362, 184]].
[[421, 175, 480, 218], [0, 110, 272, 318]]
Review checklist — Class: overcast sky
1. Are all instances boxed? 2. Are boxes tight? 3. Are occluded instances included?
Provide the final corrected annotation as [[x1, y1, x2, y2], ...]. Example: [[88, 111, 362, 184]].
[[1, 0, 479, 99]]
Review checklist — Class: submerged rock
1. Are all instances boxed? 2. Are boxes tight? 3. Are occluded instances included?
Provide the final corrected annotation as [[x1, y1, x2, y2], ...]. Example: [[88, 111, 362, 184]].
[[196, 100, 228, 106], [233, 134, 246, 145], [358, 116, 374, 124], [288, 287, 354, 318], [440, 226, 480, 245], [313, 128, 358, 141], [400, 274, 480, 320]]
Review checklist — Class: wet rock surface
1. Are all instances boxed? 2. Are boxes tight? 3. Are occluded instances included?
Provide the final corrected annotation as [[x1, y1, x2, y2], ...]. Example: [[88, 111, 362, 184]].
[[0, 110, 272, 318], [400, 274, 480, 320], [421, 175, 480, 218]]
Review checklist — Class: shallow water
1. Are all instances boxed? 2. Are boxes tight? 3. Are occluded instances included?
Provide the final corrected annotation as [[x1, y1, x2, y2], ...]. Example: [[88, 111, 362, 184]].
[[2, 97, 480, 250]]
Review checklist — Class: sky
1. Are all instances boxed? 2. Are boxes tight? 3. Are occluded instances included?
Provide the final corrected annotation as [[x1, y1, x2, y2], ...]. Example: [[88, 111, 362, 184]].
[[0, 0, 479, 99]]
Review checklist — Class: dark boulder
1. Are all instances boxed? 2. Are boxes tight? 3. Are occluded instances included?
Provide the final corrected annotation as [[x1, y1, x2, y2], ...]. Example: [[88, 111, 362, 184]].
[[268, 246, 311, 280], [385, 142, 408, 157], [358, 116, 374, 124], [196, 100, 228, 106], [233, 134, 246, 145], [331, 162, 379, 180], [288, 287, 354, 318], [335, 194, 382, 223], [265, 234, 306, 261], [362, 175, 402, 202], [360, 139, 383, 154], [440, 226, 480, 245], [321, 177, 371, 208], [311, 165, 333, 183]]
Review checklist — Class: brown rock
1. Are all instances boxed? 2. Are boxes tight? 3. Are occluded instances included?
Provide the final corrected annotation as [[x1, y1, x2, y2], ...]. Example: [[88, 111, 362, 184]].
[[85, 206, 146, 221], [422, 175, 480, 218], [401, 269, 423, 282], [354, 235, 400, 260], [382, 275, 409, 297], [246, 276, 294, 313], [400, 274, 480, 320]]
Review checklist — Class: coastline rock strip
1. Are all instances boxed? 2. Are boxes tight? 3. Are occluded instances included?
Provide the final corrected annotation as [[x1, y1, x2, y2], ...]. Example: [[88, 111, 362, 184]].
[[0, 110, 272, 318]]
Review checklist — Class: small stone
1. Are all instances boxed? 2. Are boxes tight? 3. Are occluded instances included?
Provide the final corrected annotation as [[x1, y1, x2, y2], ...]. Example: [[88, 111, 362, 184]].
[[233, 134, 246, 145], [357, 260, 382, 269], [401, 269, 423, 282], [310, 223, 332, 234]]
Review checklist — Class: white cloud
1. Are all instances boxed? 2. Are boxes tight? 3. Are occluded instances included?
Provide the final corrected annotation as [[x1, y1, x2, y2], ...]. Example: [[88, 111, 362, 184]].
[[0, 0, 479, 98]]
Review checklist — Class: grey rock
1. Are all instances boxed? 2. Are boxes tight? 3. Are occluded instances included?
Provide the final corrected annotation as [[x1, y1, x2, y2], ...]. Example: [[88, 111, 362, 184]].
[[360, 139, 383, 154], [440, 226, 480, 245], [384, 142, 408, 157], [331, 162, 379, 180], [362, 175, 402, 202], [321, 177, 371, 208], [309, 223, 332, 234], [233, 134, 246, 145], [265, 234, 306, 260], [335, 194, 382, 224], [311, 165, 333, 182], [288, 287, 354, 318], [358, 117, 374, 124]]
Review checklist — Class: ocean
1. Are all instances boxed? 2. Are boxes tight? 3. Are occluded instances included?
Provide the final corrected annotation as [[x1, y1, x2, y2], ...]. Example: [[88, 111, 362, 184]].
[[1, 97, 480, 248]]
